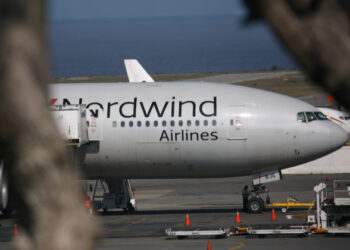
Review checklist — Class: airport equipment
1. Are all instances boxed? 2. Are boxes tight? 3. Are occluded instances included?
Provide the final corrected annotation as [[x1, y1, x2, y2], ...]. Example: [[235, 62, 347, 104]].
[[13, 224, 18, 236], [165, 228, 230, 239], [235, 211, 241, 223], [185, 214, 191, 226], [50, 104, 89, 147], [51, 104, 137, 213], [246, 226, 309, 236], [312, 180, 350, 234], [271, 209, 276, 221], [207, 240, 212, 250], [90, 179, 136, 212], [266, 196, 314, 213], [232, 227, 249, 235]]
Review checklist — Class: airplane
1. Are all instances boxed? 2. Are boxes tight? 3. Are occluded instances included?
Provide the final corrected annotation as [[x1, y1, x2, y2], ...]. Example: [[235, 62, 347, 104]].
[[298, 94, 350, 135], [317, 107, 350, 135], [0, 60, 348, 214]]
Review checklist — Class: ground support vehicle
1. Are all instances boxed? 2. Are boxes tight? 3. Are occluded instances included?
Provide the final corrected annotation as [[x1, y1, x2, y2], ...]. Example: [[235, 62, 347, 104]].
[[165, 228, 230, 239], [266, 196, 314, 213], [311, 180, 350, 234]]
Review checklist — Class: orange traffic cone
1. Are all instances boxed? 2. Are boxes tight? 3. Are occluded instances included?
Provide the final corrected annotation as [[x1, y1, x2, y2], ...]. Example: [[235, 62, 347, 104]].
[[207, 240, 212, 250], [85, 195, 91, 209], [185, 214, 191, 226], [235, 211, 241, 223], [13, 224, 18, 236], [85, 195, 94, 215], [271, 209, 276, 221]]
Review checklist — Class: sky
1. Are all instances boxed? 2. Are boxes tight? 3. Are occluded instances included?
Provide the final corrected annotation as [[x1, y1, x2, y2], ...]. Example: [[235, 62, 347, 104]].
[[48, 0, 244, 20]]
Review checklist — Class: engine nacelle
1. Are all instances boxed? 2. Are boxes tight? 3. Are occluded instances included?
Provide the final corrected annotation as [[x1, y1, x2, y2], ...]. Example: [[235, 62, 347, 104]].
[[0, 160, 9, 214]]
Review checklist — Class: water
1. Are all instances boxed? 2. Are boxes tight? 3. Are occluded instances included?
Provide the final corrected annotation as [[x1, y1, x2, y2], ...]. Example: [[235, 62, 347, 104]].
[[48, 15, 297, 77]]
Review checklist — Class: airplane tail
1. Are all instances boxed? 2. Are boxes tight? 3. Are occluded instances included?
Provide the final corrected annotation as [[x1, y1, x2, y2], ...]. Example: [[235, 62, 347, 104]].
[[124, 59, 154, 83]]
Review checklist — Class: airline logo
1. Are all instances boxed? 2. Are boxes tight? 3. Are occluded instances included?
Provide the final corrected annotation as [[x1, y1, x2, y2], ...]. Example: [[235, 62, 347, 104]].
[[50, 97, 217, 119], [50, 96, 219, 142]]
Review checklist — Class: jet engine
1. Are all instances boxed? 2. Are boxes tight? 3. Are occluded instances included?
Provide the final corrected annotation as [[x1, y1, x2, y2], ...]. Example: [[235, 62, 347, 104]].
[[0, 160, 10, 214]]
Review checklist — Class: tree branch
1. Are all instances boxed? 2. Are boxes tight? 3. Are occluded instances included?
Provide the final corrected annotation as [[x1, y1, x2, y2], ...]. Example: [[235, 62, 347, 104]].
[[244, 0, 350, 110]]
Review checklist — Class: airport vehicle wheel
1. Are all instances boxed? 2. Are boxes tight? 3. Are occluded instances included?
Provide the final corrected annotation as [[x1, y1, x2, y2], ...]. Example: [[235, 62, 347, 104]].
[[281, 207, 287, 213], [247, 197, 264, 214]]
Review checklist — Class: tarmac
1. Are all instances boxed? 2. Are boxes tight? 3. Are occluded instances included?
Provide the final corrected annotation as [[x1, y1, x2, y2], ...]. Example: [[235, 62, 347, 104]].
[[1, 174, 350, 249], [186, 71, 299, 84]]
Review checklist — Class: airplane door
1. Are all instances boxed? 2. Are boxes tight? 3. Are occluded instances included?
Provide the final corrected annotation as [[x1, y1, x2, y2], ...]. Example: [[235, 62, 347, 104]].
[[227, 107, 248, 140]]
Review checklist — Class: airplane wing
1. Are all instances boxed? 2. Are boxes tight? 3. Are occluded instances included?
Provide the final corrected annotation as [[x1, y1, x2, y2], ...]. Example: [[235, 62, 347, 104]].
[[124, 59, 154, 83]]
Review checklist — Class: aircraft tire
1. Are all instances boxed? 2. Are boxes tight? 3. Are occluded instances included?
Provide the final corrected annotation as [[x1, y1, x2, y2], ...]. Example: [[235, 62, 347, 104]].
[[247, 197, 264, 214]]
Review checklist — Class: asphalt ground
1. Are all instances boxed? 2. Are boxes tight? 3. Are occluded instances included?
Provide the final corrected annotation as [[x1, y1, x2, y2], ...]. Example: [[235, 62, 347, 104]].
[[1, 174, 350, 249]]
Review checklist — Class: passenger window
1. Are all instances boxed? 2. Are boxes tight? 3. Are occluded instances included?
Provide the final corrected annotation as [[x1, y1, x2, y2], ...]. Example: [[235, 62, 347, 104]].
[[230, 119, 234, 126], [121, 121, 125, 127], [212, 120, 217, 126], [112, 121, 117, 128], [129, 121, 133, 127], [145, 121, 150, 127], [204, 120, 208, 126], [170, 120, 175, 127], [162, 121, 166, 127], [195, 120, 200, 126], [154, 121, 158, 127], [137, 121, 142, 127], [179, 120, 183, 127], [297, 112, 306, 123], [315, 112, 328, 120], [306, 112, 317, 122], [187, 120, 191, 127]]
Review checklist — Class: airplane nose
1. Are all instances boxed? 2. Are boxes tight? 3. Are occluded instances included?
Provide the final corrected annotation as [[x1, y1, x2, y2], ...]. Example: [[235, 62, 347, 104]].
[[330, 123, 348, 148]]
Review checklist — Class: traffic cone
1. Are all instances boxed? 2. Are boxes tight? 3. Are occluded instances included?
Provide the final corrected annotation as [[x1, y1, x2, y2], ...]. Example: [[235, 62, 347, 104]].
[[235, 211, 241, 223], [13, 224, 18, 236], [85, 195, 91, 209], [207, 240, 212, 250], [185, 214, 191, 226], [271, 209, 276, 221], [84, 195, 93, 215]]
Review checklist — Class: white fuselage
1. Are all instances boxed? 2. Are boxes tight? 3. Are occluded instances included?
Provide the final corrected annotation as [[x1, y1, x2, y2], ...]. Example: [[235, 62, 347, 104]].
[[49, 82, 348, 179], [318, 107, 350, 135]]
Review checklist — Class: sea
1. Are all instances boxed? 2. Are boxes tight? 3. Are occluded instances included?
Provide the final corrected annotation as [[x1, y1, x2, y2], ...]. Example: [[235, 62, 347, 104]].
[[48, 15, 297, 78]]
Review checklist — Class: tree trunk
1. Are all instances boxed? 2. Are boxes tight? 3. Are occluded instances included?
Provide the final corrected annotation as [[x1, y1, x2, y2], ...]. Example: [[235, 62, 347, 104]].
[[0, 1, 98, 249]]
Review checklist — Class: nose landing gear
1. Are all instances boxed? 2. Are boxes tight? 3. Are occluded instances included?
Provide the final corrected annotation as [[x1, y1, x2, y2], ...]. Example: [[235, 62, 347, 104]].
[[247, 185, 270, 214]]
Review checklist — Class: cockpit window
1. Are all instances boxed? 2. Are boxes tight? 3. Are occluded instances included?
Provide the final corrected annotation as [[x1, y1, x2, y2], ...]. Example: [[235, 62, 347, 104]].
[[297, 112, 306, 123], [305, 112, 317, 122], [340, 116, 345, 120], [345, 115, 350, 120], [315, 112, 328, 120]]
